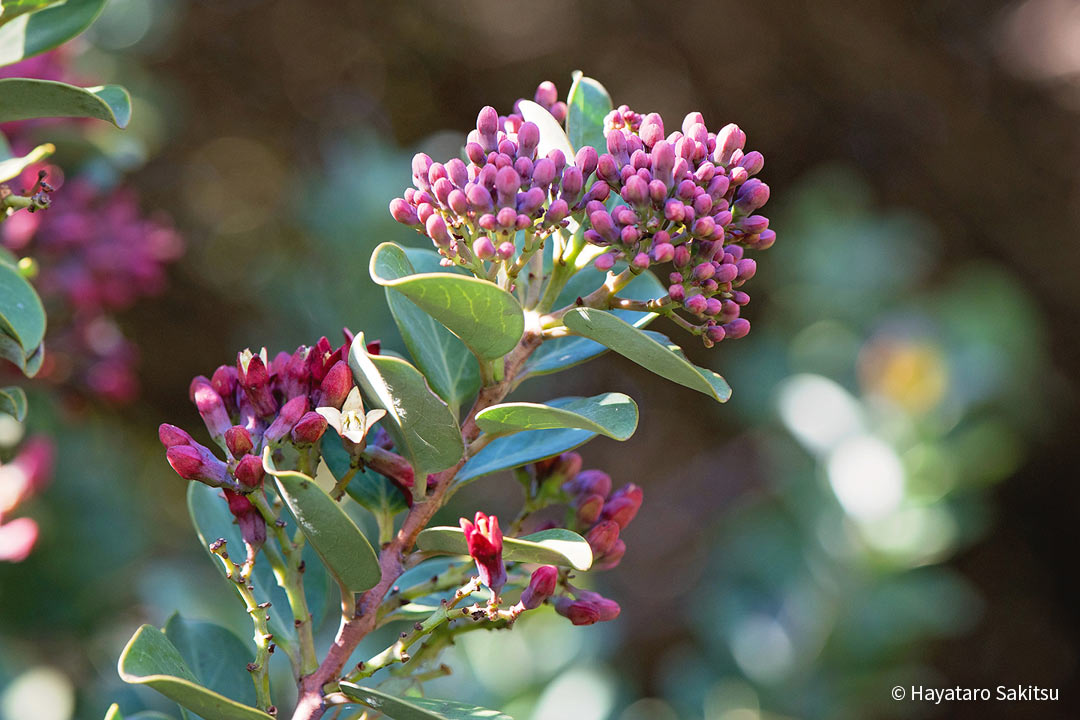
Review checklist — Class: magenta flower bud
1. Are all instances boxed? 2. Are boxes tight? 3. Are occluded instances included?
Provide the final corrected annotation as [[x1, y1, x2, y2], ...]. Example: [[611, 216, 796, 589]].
[[692, 262, 715, 282], [425, 215, 452, 248], [560, 166, 584, 201], [518, 187, 546, 216], [735, 179, 770, 214], [466, 183, 494, 212], [742, 215, 769, 234], [416, 203, 435, 225], [668, 283, 685, 302], [210, 365, 238, 404], [411, 153, 433, 190], [191, 382, 231, 440], [739, 150, 764, 176], [631, 252, 650, 271], [575, 146, 599, 179], [575, 590, 621, 621], [714, 263, 739, 284], [444, 158, 468, 189], [515, 213, 532, 230], [264, 395, 309, 444], [461, 511, 506, 595], [319, 361, 353, 408], [478, 213, 497, 231], [166, 444, 229, 486], [235, 454, 265, 488], [663, 199, 685, 223], [547, 148, 567, 173], [651, 242, 675, 263], [601, 483, 643, 529], [476, 106, 499, 150], [639, 113, 665, 147], [621, 226, 640, 245], [575, 493, 605, 525], [550, 101, 568, 124], [389, 198, 420, 226], [732, 290, 751, 305], [462, 237, 491, 262], [225, 426, 253, 458], [496, 207, 517, 229], [755, 229, 776, 250], [564, 468, 612, 498], [433, 178, 454, 207], [495, 166, 521, 207], [292, 411, 329, 446], [685, 294, 708, 314], [729, 166, 749, 186], [534, 81, 558, 107], [606, 130, 629, 165], [692, 215, 716, 238], [517, 122, 540, 158], [497, 241, 515, 260], [682, 112, 705, 134], [705, 325, 727, 344], [465, 142, 486, 165], [585, 520, 621, 558], [630, 149, 650, 171], [693, 193, 714, 217], [159, 423, 193, 450], [597, 153, 620, 184], [589, 210, 619, 244], [724, 318, 751, 339], [237, 352, 277, 418], [644, 180, 665, 207], [593, 253, 616, 271], [582, 181, 610, 205], [532, 158, 556, 187], [622, 175, 649, 208], [520, 565, 559, 610], [555, 597, 601, 625], [446, 189, 469, 216], [720, 299, 741, 322], [736, 258, 757, 280], [673, 244, 692, 268], [714, 123, 746, 165], [593, 539, 626, 570], [546, 198, 569, 224], [705, 297, 723, 316]]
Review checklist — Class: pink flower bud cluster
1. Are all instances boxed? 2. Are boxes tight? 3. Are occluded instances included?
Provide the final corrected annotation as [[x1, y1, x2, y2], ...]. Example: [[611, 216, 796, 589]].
[[1, 177, 184, 402], [389, 81, 607, 268], [159, 332, 376, 545], [0, 437, 55, 563], [586, 109, 773, 345]]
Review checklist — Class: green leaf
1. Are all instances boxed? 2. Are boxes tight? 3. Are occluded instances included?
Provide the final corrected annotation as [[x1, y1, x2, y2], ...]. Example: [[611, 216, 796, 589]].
[[563, 307, 732, 402], [0, 0, 106, 66], [0, 384, 26, 420], [117, 625, 273, 720], [339, 683, 513, 720], [370, 242, 523, 361], [457, 398, 597, 484], [263, 448, 381, 593], [476, 392, 637, 441], [565, 71, 612, 158], [0, 78, 130, 127], [517, 99, 575, 160], [320, 426, 407, 516], [348, 331, 464, 478], [416, 527, 592, 571], [379, 244, 480, 415], [522, 266, 666, 378], [0, 257, 45, 351], [186, 483, 296, 647], [0, 0, 64, 30], [163, 614, 256, 710], [0, 141, 52, 183]]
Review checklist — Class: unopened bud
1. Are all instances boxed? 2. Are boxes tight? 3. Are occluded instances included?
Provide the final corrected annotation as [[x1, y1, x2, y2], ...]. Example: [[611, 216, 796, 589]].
[[291, 411, 329, 446], [225, 426, 254, 457], [519, 565, 559, 610], [601, 484, 643, 529], [235, 454, 265, 487]]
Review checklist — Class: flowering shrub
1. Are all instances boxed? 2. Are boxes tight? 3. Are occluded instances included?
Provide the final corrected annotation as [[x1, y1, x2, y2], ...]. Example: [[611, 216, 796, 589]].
[[116, 73, 771, 720]]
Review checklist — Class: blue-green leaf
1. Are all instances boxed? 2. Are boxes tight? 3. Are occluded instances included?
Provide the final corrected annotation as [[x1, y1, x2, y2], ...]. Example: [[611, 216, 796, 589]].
[[163, 614, 256, 710], [565, 71, 612, 157], [339, 683, 513, 720], [476, 392, 637, 441], [0, 384, 26, 420], [0, 0, 107, 67], [0, 78, 130, 127]]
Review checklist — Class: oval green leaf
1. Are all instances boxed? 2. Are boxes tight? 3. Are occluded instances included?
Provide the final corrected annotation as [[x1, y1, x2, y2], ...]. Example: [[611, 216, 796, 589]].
[[163, 614, 256, 709], [117, 625, 273, 720], [517, 99, 575, 161], [566, 71, 612, 158], [0, 259, 45, 352], [0, 0, 107, 67], [378, 244, 480, 415], [563, 307, 732, 402], [370, 242, 523, 360], [0, 78, 130, 127], [186, 483, 296, 646], [416, 526, 592, 572], [348, 331, 464, 478], [0, 384, 26, 420], [339, 683, 513, 720], [476, 392, 637, 441], [264, 448, 381, 593], [0, 141, 53, 183]]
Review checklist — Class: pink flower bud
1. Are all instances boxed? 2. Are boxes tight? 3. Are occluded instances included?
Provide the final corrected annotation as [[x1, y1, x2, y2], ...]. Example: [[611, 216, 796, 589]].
[[738, 150, 765, 176], [534, 81, 558, 107], [575, 493, 605, 525], [714, 123, 746, 166], [476, 106, 499, 150], [736, 258, 757, 281], [574, 590, 621, 621], [461, 512, 506, 595], [159, 423, 194, 448], [166, 445, 229, 486], [224, 489, 266, 548], [425, 214, 452, 247], [517, 122, 540, 158], [389, 198, 419, 226], [264, 396, 310, 444], [723, 318, 751, 339], [225, 426, 253, 457], [563, 468, 612, 498], [651, 242, 675, 263], [714, 263, 739, 284], [191, 380, 231, 439], [593, 539, 626, 570], [668, 283, 686, 302], [495, 166, 521, 207], [520, 565, 559, 610], [585, 520, 621, 557], [291, 411, 329, 446], [601, 484, 643, 529], [639, 113, 665, 147], [237, 351, 277, 418], [497, 242, 515, 260], [235, 454, 265, 488], [594, 253, 616, 271], [705, 325, 726, 344], [685, 294, 708, 315], [473, 237, 496, 260]]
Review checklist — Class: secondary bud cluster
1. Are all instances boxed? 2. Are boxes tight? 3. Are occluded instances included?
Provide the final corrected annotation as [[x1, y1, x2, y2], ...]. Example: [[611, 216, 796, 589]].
[[390, 81, 607, 270], [159, 332, 377, 546], [586, 108, 772, 345], [0, 437, 55, 563]]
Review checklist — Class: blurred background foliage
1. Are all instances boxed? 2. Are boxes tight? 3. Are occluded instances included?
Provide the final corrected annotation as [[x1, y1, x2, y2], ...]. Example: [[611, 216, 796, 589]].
[[2, 1, 1080, 719]]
